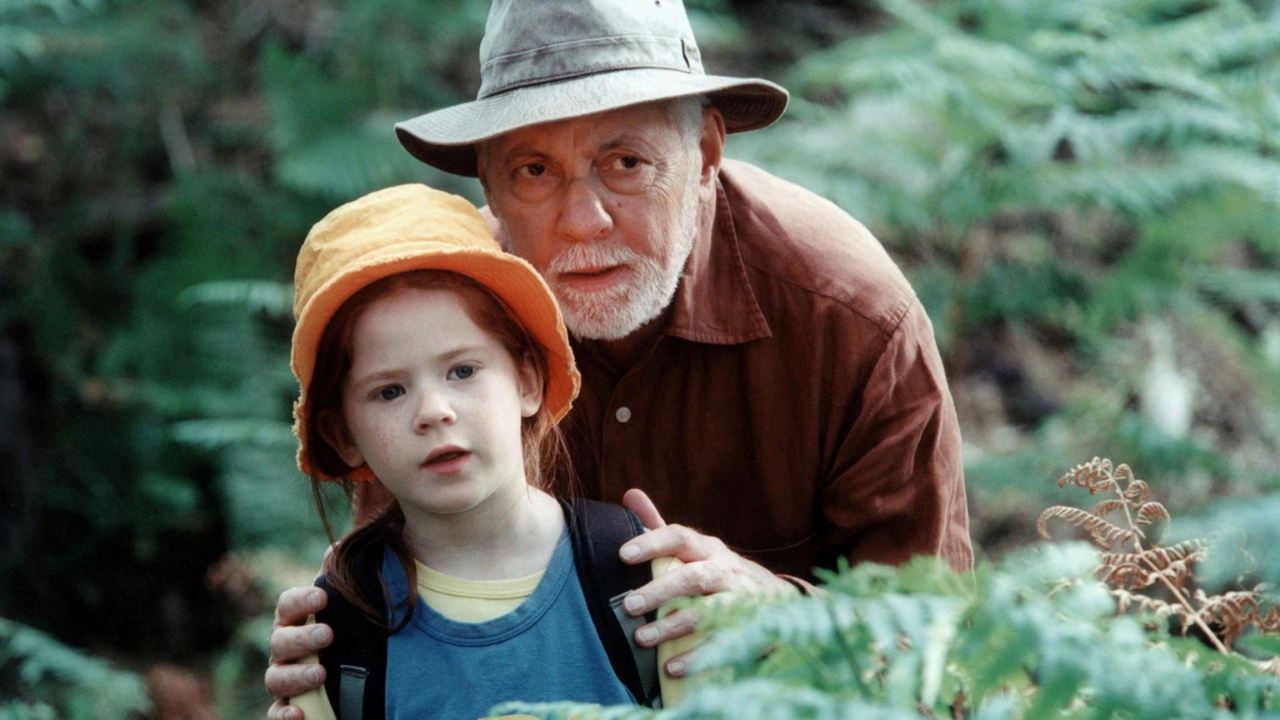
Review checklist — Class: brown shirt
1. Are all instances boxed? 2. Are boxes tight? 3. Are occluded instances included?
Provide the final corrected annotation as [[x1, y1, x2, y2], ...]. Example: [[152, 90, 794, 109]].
[[562, 160, 973, 579]]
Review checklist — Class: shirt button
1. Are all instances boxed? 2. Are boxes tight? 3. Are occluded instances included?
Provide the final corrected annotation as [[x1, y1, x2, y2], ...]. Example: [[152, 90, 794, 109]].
[[615, 406, 632, 423]]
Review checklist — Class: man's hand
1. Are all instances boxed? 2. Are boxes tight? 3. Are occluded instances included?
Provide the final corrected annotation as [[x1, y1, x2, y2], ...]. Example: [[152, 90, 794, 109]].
[[265, 586, 333, 720], [618, 489, 797, 677]]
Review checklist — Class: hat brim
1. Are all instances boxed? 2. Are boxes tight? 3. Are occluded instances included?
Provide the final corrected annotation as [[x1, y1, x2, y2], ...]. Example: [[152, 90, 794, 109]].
[[395, 68, 788, 177]]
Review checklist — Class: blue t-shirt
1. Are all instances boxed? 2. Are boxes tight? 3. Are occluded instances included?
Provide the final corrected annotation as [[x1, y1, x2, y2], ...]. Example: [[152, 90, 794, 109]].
[[380, 532, 636, 718]]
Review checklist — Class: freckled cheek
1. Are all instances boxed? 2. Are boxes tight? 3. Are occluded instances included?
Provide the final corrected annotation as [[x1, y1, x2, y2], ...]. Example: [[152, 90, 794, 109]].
[[352, 415, 406, 463], [372, 426, 401, 455]]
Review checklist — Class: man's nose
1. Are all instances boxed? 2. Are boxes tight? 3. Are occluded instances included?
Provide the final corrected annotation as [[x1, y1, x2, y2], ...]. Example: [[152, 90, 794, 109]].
[[414, 390, 456, 431], [556, 177, 612, 243]]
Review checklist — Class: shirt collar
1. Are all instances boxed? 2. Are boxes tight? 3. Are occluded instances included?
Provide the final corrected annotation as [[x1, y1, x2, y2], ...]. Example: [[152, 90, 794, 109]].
[[664, 176, 772, 345]]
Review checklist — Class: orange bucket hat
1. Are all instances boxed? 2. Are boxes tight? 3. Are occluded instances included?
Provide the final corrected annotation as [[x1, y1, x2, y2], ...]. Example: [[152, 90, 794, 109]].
[[291, 184, 580, 483]]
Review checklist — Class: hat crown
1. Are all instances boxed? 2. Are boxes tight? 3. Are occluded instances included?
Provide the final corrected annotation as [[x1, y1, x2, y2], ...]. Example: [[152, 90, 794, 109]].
[[293, 185, 492, 320], [478, 0, 704, 98]]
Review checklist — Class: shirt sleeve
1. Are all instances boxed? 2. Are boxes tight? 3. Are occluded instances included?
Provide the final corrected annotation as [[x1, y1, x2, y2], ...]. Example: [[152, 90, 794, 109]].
[[821, 299, 973, 571]]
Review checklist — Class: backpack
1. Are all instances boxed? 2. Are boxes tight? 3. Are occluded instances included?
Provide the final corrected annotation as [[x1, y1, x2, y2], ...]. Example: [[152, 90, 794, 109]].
[[314, 498, 661, 720]]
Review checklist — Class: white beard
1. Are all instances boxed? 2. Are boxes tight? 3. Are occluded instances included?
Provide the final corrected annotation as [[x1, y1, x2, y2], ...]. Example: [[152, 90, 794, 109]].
[[546, 188, 700, 341]]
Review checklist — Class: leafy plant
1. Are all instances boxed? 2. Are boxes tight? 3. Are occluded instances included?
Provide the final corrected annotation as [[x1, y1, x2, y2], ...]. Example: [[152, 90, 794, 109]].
[[1039, 457, 1280, 658], [495, 459, 1280, 719], [0, 617, 150, 720], [494, 545, 1280, 719]]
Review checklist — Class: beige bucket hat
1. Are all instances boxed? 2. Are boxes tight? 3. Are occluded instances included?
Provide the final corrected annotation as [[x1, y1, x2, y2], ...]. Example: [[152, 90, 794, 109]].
[[395, 0, 789, 177]]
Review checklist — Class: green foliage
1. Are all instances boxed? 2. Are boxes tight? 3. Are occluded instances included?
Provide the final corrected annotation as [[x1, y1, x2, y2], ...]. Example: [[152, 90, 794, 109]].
[[5, 0, 1280, 715], [1177, 495, 1280, 590], [496, 548, 1280, 719], [0, 617, 150, 720], [725, 0, 1280, 550]]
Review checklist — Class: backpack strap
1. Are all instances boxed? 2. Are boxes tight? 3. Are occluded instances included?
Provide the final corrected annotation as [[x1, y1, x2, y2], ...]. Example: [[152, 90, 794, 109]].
[[560, 497, 660, 707], [314, 542, 389, 720]]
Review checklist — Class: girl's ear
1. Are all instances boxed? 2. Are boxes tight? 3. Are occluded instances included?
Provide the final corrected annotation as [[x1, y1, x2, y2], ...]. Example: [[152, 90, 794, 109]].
[[516, 360, 544, 419], [317, 409, 365, 468]]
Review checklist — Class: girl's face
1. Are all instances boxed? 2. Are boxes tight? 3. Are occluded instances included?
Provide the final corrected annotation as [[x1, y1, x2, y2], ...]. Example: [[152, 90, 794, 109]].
[[323, 287, 542, 521]]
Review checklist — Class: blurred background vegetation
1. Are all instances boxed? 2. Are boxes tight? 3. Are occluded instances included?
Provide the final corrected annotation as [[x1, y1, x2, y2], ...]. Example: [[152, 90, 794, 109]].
[[1, 0, 1277, 716]]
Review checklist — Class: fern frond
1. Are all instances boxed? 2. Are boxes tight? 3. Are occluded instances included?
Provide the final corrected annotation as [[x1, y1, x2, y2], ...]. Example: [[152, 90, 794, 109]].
[[1002, 97, 1268, 165], [1005, 160, 1221, 216], [1197, 265, 1280, 304], [1112, 588, 1187, 618], [1058, 457, 1114, 491], [1099, 556, 1195, 590], [1091, 499, 1126, 517], [1129, 3, 1280, 73], [1123, 478, 1151, 505], [878, 0, 956, 41], [0, 617, 150, 720], [690, 592, 962, 678], [1067, 48, 1230, 104], [171, 418, 295, 450], [1183, 147, 1280, 203], [1037, 505, 1135, 549], [176, 280, 293, 316], [678, 678, 926, 719], [1192, 588, 1280, 647], [1143, 539, 1208, 568], [273, 128, 427, 203], [1099, 540, 1207, 580], [797, 54, 966, 102], [1135, 502, 1170, 528]]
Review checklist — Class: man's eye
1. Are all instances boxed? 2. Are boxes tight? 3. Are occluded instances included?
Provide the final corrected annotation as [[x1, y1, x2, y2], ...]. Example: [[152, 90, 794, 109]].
[[517, 163, 546, 178], [614, 156, 640, 170], [448, 365, 476, 380], [377, 385, 405, 401]]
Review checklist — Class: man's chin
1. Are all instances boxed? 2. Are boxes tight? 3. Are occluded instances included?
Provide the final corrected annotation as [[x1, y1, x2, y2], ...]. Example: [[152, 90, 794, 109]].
[[562, 313, 641, 341], [551, 266, 681, 341], [560, 300, 654, 341]]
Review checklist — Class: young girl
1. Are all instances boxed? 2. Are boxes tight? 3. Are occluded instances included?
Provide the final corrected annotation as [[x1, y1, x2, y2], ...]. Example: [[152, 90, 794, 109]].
[[287, 184, 682, 720]]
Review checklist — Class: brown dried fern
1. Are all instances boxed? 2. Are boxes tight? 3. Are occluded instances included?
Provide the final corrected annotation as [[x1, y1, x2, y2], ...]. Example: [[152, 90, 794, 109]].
[[1037, 506, 1136, 549], [1040, 458, 1279, 660]]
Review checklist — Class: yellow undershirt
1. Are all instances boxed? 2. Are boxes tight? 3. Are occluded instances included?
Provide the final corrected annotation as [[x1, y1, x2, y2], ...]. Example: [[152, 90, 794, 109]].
[[291, 557, 695, 720], [415, 560, 545, 623]]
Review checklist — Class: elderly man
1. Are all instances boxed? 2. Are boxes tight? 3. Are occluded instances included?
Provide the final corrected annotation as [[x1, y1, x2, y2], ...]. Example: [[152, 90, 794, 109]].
[[266, 0, 971, 716]]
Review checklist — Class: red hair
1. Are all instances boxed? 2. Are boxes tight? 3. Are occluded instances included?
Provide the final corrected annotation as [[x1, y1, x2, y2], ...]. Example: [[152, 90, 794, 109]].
[[306, 269, 568, 628]]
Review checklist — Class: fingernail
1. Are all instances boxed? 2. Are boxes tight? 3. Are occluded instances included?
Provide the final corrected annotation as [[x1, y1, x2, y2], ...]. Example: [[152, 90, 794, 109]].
[[307, 590, 323, 610], [637, 626, 659, 645], [620, 544, 640, 562], [667, 659, 686, 677], [624, 594, 645, 614], [311, 626, 330, 643], [304, 667, 320, 684]]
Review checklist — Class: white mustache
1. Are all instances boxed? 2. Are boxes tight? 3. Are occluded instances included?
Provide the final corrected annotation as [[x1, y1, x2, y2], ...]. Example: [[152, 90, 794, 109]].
[[546, 242, 640, 276]]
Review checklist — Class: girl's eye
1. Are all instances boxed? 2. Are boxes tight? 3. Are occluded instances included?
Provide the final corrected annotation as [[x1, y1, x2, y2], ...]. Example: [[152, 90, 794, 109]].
[[377, 385, 405, 402], [448, 365, 476, 381]]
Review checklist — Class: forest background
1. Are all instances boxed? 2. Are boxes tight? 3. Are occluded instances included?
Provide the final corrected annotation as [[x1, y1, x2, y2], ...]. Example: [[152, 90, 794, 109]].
[[2, 0, 1278, 717]]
